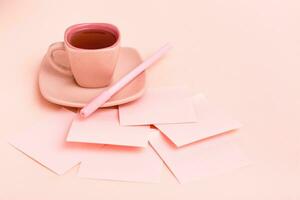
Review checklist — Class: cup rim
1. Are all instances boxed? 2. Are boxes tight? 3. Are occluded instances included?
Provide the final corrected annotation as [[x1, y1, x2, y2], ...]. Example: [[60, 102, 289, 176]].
[[64, 23, 120, 51]]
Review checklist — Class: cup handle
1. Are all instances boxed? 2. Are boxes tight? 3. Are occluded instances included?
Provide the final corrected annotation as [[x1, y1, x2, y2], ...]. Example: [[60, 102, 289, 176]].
[[46, 42, 73, 76]]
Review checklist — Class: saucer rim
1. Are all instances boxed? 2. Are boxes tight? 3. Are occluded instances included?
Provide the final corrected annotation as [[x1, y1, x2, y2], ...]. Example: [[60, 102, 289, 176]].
[[39, 84, 146, 108]]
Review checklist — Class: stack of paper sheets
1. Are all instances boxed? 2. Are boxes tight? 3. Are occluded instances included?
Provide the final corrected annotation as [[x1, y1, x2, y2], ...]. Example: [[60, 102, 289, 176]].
[[9, 87, 249, 183]]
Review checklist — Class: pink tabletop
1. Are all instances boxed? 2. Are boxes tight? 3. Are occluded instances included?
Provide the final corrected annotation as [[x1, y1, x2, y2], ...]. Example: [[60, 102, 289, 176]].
[[0, 0, 299, 199]]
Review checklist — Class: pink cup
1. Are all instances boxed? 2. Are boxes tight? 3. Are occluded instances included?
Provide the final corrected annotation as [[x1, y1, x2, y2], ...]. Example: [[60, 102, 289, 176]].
[[46, 23, 120, 88]]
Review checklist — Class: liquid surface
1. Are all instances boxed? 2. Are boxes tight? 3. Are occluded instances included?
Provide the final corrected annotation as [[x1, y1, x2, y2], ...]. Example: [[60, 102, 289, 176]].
[[69, 30, 117, 49]]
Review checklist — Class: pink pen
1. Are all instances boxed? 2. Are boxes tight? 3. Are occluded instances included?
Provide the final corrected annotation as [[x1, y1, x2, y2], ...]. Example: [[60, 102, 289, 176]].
[[79, 43, 172, 118]]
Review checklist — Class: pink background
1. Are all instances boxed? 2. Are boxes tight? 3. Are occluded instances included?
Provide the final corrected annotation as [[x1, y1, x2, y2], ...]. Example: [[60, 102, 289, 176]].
[[0, 0, 299, 199]]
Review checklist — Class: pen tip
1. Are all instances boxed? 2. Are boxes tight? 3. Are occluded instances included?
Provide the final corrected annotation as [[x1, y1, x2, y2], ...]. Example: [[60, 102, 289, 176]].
[[79, 110, 86, 118]]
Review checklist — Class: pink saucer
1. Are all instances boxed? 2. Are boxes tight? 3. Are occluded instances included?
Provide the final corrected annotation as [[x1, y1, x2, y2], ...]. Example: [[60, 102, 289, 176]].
[[39, 47, 146, 107]]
